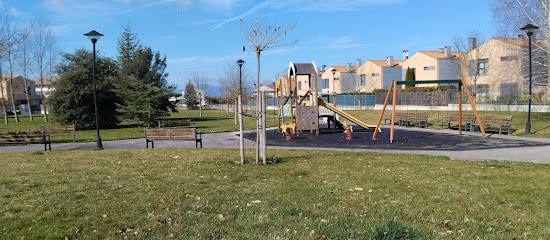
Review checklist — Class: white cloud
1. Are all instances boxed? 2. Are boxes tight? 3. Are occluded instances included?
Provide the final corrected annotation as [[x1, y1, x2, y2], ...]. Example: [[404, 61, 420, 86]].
[[325, 36, 361, 49]]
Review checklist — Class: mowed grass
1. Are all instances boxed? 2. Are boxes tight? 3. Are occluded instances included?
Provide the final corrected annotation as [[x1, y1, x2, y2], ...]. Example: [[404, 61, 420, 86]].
[[0, 110, 279, 143], [1, 149, 549, 239]]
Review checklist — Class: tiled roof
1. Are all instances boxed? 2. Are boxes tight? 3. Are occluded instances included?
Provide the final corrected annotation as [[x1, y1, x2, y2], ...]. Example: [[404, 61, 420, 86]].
[[331, 66, 357, 73], [419, 51, 460, 59], [493, 37, 546, 47], [1, 76, 23, 82], [35, 77, 58, 86], [369, 60, 402, 67]]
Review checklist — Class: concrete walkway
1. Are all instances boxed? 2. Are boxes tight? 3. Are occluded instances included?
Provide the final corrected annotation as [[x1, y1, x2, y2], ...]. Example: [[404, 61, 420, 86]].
[[1, 127, 550, 164]]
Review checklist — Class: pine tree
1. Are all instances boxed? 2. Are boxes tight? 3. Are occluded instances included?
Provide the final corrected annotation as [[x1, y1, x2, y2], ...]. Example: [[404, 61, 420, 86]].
[[184, 82, 199, 110], [116, 24, 140, 67], [48, 48, 121, 129], [404, 67, 415, 89]]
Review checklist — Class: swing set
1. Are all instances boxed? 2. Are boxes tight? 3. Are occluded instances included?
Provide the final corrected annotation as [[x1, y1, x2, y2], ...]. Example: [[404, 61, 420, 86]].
[[372, 78, 486, 143]]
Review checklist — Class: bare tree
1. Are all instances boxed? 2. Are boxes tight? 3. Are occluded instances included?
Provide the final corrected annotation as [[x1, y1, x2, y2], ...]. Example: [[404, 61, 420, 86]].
[[20, 32, 34, 121], [189, 72, 209, 117], [218, 62, 251, 115], [0, 5, 29, 123], [240, 17, 297, 163], [29, 17, 55, 122], [452, 31, 492, 102]]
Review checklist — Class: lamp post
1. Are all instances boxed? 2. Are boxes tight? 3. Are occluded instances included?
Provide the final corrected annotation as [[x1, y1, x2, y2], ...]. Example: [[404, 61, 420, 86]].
[[236, 59, 245, 164], [520, 23, 539, 134], [84, 30, 104, 149]]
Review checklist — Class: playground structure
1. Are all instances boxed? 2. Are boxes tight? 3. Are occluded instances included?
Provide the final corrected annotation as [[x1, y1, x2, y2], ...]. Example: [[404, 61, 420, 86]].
[[373, 79, 486, 143], [275, 62, 378, 135]]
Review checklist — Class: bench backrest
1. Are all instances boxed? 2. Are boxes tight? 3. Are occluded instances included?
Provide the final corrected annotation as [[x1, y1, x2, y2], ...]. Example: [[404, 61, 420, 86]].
[[0, 131, 45, 143], [145, 128, 196, 140], [448, 113, 475, 122], [407, 113, 428, 120], [480, 115, 512, 126], [29, 125, 74, 134], [158, 119, 192, 128]]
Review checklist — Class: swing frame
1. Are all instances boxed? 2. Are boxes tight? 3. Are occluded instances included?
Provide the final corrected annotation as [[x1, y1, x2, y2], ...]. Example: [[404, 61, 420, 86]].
[[372, 78, 486, 143]]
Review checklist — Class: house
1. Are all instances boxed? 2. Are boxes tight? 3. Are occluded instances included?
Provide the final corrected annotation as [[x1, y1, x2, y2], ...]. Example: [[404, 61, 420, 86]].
[[319, 63, 357, 94], [464, 37, 548, 100], [252, 84, 276, 97], [356, 57, 402, 93], [400, 46, 462, 87], [0, 76, 42, 115], [285, 62, 319, 96], [34, 77, 58, 98]]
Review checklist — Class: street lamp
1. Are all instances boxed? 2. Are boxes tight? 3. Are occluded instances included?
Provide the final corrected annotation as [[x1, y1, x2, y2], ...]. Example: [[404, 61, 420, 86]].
[[84, 30, 104, 149], [236, 59, 245, 164], [237, 59, 245, 95], [520, 23, 539, 134]]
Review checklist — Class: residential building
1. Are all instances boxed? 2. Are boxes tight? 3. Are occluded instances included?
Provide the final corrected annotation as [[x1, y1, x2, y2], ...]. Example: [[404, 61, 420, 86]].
[[319, 63, 357, 94], [252, 84, 276, 97], [356, 56, 402, 93], [0, 76, 42, 115], [35, 77, 58, 98], [400, 46, 461, 87], [464, 37, 548, 100]]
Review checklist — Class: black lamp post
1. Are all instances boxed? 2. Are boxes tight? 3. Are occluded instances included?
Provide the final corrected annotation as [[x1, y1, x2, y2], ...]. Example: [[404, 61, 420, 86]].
[[84, 30, 104, 149], [237, 59, 245, 95], [520, 23, 539, 134]]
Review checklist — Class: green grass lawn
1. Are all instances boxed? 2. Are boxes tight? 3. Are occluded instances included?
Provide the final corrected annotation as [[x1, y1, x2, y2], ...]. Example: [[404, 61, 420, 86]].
[[1, 149, 549, 239], [0, 110, 279, 143]]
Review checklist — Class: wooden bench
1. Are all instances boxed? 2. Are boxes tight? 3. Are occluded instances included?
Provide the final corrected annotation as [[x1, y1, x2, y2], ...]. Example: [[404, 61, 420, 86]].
[[0, 131, 51, 151], [401, 113, 429, 127], [384, 112, 408, 125], [144, 127, 202, 148], [158, 119, 192, 128], [440, 113, 476, 131], [471, 115, 513, 135], [28, 125, 76, 142]]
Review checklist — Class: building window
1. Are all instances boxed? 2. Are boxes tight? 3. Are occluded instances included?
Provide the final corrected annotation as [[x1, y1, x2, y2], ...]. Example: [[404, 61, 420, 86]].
[[478, 59, 489, 76], [423, 66, 435, 70], [469, 59, 489, 76], [320, 78, 329, 89], [371, 73, 380, 77], [298, 81, 302, 90], [501, 56, 518, 61], [360, 74, 366, 86]]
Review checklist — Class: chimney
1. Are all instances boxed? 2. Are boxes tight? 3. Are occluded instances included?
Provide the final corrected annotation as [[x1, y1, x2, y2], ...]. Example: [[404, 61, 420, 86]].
[[347, 63, 352, 72], [322, 65, 326, 71], [356, 59, 362, 68], [387, 56, 394, 66], [402, 50, 408, 60], [444, 46, 451, 58], [468, 38, 477, 51]]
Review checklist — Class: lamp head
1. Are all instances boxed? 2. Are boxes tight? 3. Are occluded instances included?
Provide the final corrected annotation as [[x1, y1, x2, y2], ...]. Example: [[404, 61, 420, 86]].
[[520, 24, 539, 36], [236, 59, 245, 67], [84, 30, 103, 43]]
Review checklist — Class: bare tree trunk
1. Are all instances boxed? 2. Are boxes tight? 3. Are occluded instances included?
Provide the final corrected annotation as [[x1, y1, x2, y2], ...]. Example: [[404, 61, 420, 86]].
[[22, 48, 33, 121], [0, 65, 8, 124], [255, 53, 260, 164], [7, 49, 19, 122], [261, 91, 267, 164]]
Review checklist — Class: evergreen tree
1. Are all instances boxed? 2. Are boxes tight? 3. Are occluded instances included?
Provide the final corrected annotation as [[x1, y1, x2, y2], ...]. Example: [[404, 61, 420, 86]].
[[48, 48, 121, 129], [184, 82, 199, 110], [404, 67, 415, 89], [116, 24, 140, 67], [115, 45, 176, 125]]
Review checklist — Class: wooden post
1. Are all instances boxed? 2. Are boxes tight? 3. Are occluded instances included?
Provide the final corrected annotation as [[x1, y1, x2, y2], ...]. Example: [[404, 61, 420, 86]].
[[289, 75, 294, 125], [458, 83, 462, 135], [461, 78, 486, 136], [234, 98, 237, 125], [372, 81, 393, 140], [238, 95, 245, 165], [333, 94, 337, 130], [276, 87, 280, 131], [390, 81, 397, 143]]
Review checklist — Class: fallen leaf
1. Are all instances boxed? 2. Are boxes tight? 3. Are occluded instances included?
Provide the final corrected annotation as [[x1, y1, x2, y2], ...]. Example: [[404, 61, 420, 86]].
[[354, 188, 363, 191], [159, 196, 165, 203]]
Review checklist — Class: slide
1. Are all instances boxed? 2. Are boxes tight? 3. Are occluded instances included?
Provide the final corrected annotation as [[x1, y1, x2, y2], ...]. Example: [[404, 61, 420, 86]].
[[318, 98, 380, 131]]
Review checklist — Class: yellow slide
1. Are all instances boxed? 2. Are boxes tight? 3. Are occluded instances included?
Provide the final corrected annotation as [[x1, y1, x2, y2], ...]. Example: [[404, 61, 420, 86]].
[[318, 98, 380, 131]]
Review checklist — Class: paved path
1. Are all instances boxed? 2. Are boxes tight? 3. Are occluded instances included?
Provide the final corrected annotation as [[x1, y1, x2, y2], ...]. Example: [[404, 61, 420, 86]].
[[1, 127, 549, 164]]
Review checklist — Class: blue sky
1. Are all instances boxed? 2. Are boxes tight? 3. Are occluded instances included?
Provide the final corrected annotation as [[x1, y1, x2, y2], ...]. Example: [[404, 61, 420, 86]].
[[4, 0, 495, 95]]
